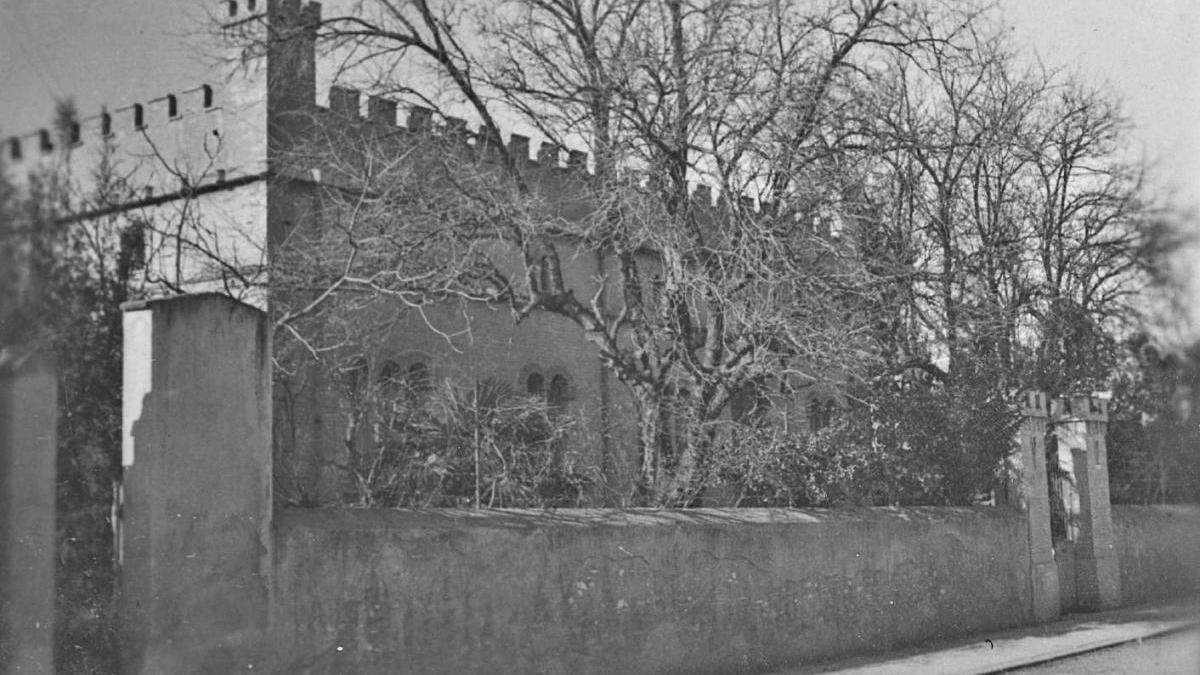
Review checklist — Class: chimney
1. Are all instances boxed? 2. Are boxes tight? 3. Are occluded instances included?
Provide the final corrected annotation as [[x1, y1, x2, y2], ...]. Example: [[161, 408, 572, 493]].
[[476, 129, 502, 159], [567, 149, 588, 172], [367, 96, 397, 125], [328, 87, 360, 118], [407, 106, 432, 132], [444, 117, 468, 138], [508, 134, 530, 166], [537, 142, 561, 167]]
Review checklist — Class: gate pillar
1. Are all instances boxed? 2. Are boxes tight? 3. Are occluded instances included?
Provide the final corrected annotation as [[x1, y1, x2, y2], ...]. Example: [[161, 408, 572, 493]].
[[1016, 391, 1061, 622], [118, 294, 272, 674], [1066, 396, 1121, 610]]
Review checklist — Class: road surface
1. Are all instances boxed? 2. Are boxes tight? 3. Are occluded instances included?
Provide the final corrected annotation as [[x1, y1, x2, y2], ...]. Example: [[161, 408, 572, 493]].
[[1009, 628, 1200, 674]]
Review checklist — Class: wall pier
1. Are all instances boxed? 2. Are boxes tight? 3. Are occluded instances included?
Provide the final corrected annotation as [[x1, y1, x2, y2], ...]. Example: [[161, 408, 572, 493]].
[[1016, 391, 1061, 622], [1060, 396, 1120, 610], [117, 294, 272, 674], [0, 347, 57, 674]]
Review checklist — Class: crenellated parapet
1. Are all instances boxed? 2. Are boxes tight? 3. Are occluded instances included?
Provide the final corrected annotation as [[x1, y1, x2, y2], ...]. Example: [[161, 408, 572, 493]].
[[318, 84, 596, 178], [2, 0, 323, 193], [312, 83, 766, 214], [1018, 389, 1051, 420], [4, 0, 767, 221], [4, 84, 220, 168], [1052, 395, 1108, 423]]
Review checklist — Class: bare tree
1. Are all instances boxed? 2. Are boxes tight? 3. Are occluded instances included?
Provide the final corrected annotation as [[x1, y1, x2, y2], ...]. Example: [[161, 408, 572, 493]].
[[241, 0, 986, 505], [862, 24, 1161, 397]]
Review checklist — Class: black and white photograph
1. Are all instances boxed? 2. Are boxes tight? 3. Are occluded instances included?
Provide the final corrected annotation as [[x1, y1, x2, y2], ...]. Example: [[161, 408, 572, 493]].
[[1, 1, 1197, 673]]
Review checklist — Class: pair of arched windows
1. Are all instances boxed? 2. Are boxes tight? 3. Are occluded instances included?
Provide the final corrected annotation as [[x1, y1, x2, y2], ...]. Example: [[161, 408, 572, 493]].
[[808, 398, 836, 432], [526, 371, 569, 414], [340, 358, 431, 404]]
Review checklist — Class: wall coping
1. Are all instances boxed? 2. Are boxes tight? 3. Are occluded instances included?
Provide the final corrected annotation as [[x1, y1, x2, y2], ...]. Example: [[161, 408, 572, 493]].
[[1112, 504, 1200, 518], [276, 505, 1019, 533], [120, 291, 264, 315]]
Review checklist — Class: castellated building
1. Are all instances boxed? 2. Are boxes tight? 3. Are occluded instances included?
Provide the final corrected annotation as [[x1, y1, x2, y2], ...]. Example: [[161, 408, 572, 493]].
[[2, 0, 832, 504]]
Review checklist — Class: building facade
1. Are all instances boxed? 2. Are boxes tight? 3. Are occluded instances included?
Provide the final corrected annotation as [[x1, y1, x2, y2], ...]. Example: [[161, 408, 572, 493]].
[[3, 0, 838, 505]]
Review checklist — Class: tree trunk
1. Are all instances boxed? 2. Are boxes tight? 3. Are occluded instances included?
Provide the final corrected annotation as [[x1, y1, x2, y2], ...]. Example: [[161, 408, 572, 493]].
[[635, 391, 662, 498], [659, 429, 706, 506], [657, 396, 714, 506]]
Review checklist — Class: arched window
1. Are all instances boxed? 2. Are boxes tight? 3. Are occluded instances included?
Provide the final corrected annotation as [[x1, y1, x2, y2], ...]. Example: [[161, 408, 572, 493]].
[[7, 138, 20, 161], [539, 259, 554, 294], [227, 1, 238, 18], [202, 85, 214, 109], [167, 94, 179, 118], [807, 399, 834, 432], [406, 362, 431, 395], [38, 129, 52, 153], [247, 0, 257, 11], [118, 221, 147, 282], [68, 121, 81, 146], [340, 357, 369, 404], [529, 254, 556, 296], [101, 112, 112, 136], [731, 380, 770, 425], [379, 360, 431, 405], [133, 104, 144, 130], [526, 372, 545, 397], [377, 360, 403, 397], [547, 374, 569, 415]]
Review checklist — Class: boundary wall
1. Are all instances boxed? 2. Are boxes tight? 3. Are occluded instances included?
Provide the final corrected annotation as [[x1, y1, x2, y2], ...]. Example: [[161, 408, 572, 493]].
[[111, 294, 1196, 674], [1112, 505, 1200, 605], [271, 506, 1030, 674]]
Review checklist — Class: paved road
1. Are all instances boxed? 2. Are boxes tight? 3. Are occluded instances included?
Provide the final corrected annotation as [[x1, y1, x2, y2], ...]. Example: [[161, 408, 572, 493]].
[[1009, 628, 1200, 674]]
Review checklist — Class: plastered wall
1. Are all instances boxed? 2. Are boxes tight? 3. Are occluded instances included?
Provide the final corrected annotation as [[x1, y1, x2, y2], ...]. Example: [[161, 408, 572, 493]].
[[1112, 505, 1200, 605], [270, 506, 1032, 674]]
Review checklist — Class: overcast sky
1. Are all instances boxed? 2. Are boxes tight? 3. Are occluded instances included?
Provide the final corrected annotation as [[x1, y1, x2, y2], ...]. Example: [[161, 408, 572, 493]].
[[2, 0, 1198, 301], [2, 1, 1194, 201]]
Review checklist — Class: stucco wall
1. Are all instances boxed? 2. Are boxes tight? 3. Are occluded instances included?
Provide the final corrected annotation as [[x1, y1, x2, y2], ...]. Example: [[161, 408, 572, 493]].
[[271, 506, 1031, 674], [1112, 505, 1200, 605], [119, 295, 273, 674], [0, 348, 57, 674]]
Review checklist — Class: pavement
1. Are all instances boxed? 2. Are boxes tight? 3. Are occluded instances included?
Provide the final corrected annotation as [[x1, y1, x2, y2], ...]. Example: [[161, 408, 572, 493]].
[[773, 598, 1200, 675]]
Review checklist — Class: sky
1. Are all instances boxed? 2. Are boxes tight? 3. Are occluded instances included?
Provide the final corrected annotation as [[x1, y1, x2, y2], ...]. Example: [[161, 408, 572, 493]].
[[2, 0, 1198, 322], [1000, 0, 1200, 210], [2, 0, 1195, 202]]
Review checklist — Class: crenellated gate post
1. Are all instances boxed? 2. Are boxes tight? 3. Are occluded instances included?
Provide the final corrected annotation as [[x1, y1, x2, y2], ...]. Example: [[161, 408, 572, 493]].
[[1062, 395, 1121, 610], [1015, 390, 1061, 622]]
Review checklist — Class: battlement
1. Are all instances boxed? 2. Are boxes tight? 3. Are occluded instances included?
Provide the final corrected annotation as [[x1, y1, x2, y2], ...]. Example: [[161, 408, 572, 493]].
[[219, 0, 321, 28], [4, 84, 221, 167], [3, 0, 772, 221], [1018, 390, 1051, 417], [2, 1, 327, 168], [318, 84, 594, 173], [1052, 395, 1109, 422], [311, 84, 750, 211]]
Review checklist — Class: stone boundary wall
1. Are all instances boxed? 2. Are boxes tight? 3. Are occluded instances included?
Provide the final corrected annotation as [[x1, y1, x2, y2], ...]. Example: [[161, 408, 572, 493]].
[[1112, 505, 1200, 605], [270, 506, 1032, 675]]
